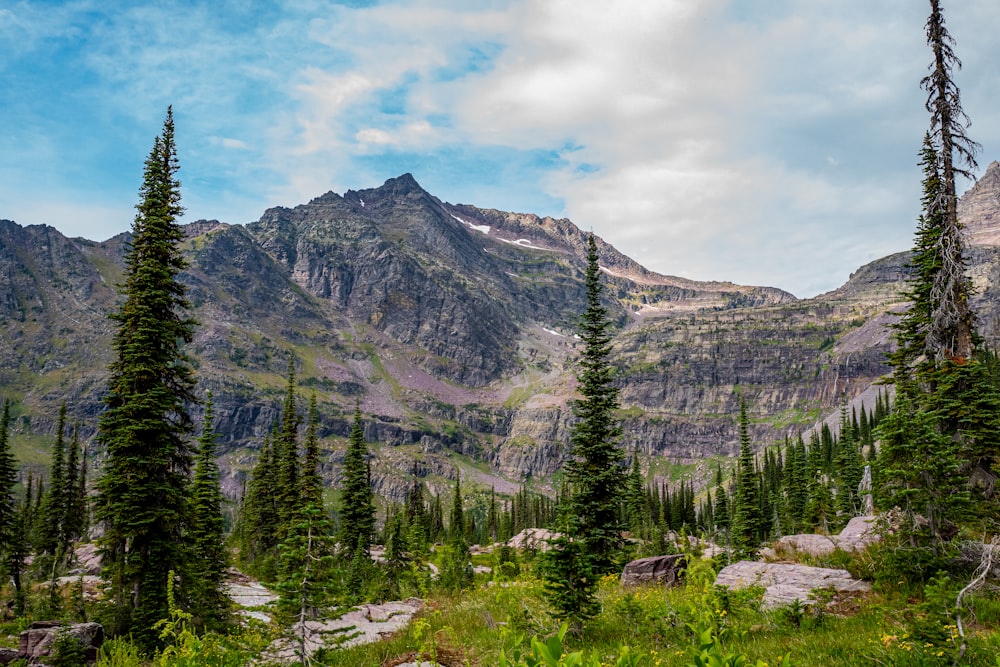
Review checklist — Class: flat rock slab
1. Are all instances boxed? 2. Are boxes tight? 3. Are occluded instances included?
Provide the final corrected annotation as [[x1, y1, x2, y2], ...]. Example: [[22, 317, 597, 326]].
[[715, 561, 870, 608], [267, 599, 425, 663]]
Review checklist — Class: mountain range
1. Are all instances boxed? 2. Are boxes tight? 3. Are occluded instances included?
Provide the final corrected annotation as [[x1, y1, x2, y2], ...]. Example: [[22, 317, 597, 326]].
[[3, 162, 1000, 501]]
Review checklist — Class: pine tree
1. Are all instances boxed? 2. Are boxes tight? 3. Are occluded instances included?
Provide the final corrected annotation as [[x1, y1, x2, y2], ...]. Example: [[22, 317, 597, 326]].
[[921, 0, 979, 362], [1, 401, 27, 616], [62, 423, 84, 549], [275, 355, 301, 534], [235, 433, 278, 577], [730, 398, 762, 557], [187, 393, 230, 629], [563, 234, 626, 575], [39, 402, 67, 557], [714, 464, 729, 533], [338, 403, 375, 559], [0, 400, 16, 554], [440, 470, 473, 592], [93, 107, 198, 646]]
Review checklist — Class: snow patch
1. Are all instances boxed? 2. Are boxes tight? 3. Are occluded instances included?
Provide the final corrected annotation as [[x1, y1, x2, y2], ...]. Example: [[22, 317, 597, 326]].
[[360, 198, 365, 207], [451, 214, 490, 235], [541, 327, 565, 337], [500, 237, 548, 251]]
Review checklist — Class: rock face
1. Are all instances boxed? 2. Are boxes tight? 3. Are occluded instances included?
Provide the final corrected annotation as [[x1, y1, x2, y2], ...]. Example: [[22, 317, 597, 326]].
[[620, 554, 687, 587], [17, 621, 104, 665], [715, 561, 871, 608]]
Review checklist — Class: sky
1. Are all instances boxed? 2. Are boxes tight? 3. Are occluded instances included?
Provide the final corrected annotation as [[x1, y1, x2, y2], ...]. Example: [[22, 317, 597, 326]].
[[2, 1, 998, 298]]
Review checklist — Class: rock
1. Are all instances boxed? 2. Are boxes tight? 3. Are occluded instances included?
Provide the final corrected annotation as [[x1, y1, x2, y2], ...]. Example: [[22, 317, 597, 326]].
[[266, 599, 425, 664], [715, 561, 870, 608], [768, 534, 838, 559], [835, 515, 880, 552], [620, 555, 687, 587], [18, 621, 104, 665], [0, 648, 19, 665], [506, 528, 561, 551], [73, 543, 102, 575]]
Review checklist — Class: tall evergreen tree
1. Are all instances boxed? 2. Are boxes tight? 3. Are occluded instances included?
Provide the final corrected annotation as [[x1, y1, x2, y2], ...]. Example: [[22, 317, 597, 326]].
[[440, 470, 473, 592], [921, 0, 979, 362], [0, 401, 16, 554], [39, 402, 67, 557], [237, 432, 279, 577], [93, 108, 198, 646], [338, 403, 375, 558], [187, 393, 230, 629], [730, 398, 762, 557], [563, 234, 626, 574], [62, 423, 85, 549], [275, 355, 301, 533]]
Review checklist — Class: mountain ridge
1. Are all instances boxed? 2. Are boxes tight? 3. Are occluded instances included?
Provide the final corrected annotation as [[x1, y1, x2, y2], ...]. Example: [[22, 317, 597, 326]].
[[3, 166, 1000, 500]]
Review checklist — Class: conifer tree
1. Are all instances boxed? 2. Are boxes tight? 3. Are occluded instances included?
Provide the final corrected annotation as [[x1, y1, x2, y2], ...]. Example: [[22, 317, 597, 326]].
[[187, 393, 230, 629], [275, 355, 301, 533], [563, 234, 625, 574], [93, 108, 198, 645], [338, 403, 375, 558], [730, 398, 762, 557], [0, 400, 16, 555], [62, 424, 84, 549], [39, 402, 67, 557], [440, 470, 473, 592], [713, 464, 729, 533]]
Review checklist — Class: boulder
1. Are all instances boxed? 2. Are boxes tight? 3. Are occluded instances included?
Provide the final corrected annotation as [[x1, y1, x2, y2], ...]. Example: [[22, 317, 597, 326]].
[[715, 561, 870, 608], [767, 534, 838, 559], [0, 648, 19, 665], [18, 621, 104, 665], [835, 515, 879, 552], [620, 555, 687, 587]]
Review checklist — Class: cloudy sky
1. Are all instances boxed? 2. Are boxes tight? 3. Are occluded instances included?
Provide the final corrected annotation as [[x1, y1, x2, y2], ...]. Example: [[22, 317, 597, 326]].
[[2, 0, 998, 297]]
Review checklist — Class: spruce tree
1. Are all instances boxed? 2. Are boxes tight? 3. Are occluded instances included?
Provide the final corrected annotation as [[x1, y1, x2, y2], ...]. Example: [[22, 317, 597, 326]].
[[275, 355, 301, 534], [338, 403, 375, 558], [0, 400, 16, 555], [730, 398, 762, 557], [187, 393, 230, 629], [563, 234, 626, 575], [62, 424, 84, 549], [93, 107, 198, 646], [440, 471, 473, 592], [39, 402, 67, 557]]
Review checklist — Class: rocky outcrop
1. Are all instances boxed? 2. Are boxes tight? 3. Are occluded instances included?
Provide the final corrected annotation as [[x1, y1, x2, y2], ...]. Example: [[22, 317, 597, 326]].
[[715, 561, 870, 607], [17, 621, 104, 665], [620, 555, 687, 587]]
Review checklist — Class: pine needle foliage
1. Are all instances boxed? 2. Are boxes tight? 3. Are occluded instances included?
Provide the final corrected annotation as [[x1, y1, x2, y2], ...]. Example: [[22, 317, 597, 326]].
[[187, 393, 230, 630], [93, 107, 198, 647], [338, 403, 375, 559], [563, 234, 626, 575]]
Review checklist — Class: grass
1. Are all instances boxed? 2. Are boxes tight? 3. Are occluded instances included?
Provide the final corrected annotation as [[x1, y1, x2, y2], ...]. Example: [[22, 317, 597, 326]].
[[315, 554, 1000, 667]]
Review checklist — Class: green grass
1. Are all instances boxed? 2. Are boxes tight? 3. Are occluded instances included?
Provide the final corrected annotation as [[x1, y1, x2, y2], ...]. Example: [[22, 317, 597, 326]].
[[317, 557, 1000, 667]]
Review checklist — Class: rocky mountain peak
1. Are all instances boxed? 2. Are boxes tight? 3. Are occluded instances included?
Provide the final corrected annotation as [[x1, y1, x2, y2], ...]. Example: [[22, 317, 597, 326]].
[[960, 160, 1000, 246]]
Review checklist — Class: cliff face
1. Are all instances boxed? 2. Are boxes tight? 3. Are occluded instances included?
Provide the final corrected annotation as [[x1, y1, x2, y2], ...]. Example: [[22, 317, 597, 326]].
[[3, 166, 1000, 501]]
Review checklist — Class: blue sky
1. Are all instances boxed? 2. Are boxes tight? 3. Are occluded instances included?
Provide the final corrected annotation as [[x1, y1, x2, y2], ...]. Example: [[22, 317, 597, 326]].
[[2, 0, 998, 297]]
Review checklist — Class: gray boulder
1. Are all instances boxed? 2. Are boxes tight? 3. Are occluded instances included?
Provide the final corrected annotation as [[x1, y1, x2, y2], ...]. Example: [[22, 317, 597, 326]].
[[715, 561, 870, 608], [620, 554, 687, 587], [0, 647, 19, 665]]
